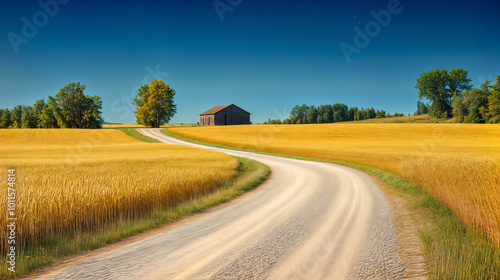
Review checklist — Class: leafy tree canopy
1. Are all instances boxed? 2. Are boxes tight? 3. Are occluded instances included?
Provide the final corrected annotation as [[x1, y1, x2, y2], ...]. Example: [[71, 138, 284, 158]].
[[132, 79, 177, 128], [415, 68, 472, 117], [50, 82, 103, 128]]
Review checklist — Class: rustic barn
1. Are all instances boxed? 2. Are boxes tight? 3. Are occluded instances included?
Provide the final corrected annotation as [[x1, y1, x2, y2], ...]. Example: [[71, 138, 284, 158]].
[[199, 104, 251, 126]]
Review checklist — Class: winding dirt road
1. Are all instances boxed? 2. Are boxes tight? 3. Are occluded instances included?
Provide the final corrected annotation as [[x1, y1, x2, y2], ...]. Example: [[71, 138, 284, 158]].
[[38, 128, 405, 279]]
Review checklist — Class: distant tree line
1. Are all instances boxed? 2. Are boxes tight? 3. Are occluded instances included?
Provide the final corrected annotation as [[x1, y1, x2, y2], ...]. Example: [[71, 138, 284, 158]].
[[452, 76, 500, 124], [0, 82, 103, 129], [265, 103, 404, 124], [414, 68, 500, 123], [414, 100, 429, 115]]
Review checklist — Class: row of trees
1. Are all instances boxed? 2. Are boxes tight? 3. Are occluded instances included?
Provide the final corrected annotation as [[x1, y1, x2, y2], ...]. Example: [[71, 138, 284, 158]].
[[1, 79, 178, 129], [266, 103, 397, 124], [0, 83, 103, 129], [415, 100, 429, 115], [415, 68, 500, 123]]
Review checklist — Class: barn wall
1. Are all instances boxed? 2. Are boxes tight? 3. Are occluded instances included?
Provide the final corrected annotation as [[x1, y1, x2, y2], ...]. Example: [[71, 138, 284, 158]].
[[199, 115, 215, 126], [199, 105, 251, 126], [214, 106, 250, 125]]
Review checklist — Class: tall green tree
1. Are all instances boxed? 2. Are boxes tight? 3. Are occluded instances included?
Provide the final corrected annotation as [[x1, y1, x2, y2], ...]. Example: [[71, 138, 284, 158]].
[[21, 105, 37, 128], [0, 110, 4, 128], [376, 109, 386, 118], [448, 68, 473, 97], [50, 83, 103, 128], [33, 99, 47, 128], [39, 99, 59, 128], [0, 109, 11, 128], [132, 79, 177, 128], [452, 96, 468, 122], [347, 107, 358, 121], [83, 95, 104, 128], [318, 104, 333, 123], [333, 111, 342, 122], [415, 68, 472, 117], [415, 69, 450, 117], [305, 106, 318, 124], [51, 83, 85, 128], [10, 105, 23, 128], [290, 104, 309, 123], [365, 107, 376, 119], [332, 103, 348, 122], [354, 108, 366, 121], [485, 75, 500, 123]]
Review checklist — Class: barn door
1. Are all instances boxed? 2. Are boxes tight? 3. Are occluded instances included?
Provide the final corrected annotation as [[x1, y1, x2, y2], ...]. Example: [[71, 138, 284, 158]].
[[224, 114, 227, 125]]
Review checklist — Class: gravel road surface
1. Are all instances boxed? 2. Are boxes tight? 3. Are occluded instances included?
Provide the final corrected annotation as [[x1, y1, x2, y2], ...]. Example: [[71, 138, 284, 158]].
[[37, 128, 404, 279]]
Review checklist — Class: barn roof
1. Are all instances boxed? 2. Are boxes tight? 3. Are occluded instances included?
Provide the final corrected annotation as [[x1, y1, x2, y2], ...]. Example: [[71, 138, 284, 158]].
[[200, 104, 251, 115]]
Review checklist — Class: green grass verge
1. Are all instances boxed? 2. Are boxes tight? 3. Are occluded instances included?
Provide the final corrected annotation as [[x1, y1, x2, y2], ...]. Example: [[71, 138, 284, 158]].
[[162, 128, 500, 280], [1, 157, 270, 279], [117, 128, 162, 142]]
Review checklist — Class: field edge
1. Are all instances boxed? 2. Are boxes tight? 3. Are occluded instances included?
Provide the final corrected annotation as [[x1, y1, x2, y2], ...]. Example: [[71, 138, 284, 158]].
[[162, 128, 500, 279], [3, 157, 270, 279], [117, 127, 162, 142]]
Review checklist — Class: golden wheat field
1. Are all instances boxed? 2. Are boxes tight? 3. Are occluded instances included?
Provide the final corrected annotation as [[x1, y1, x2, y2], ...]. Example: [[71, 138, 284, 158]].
[[169, 123, 500, 248], [0, 129, 238, 253], [355, 113, 453, 123]]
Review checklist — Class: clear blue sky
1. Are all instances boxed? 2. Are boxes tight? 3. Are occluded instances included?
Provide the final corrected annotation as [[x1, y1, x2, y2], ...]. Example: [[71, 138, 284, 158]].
[[1, 0, 499, 124]]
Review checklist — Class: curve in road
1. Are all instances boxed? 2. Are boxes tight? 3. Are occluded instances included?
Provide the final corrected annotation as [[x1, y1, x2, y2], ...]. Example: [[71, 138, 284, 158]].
[[38, 128, 404, 280]]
